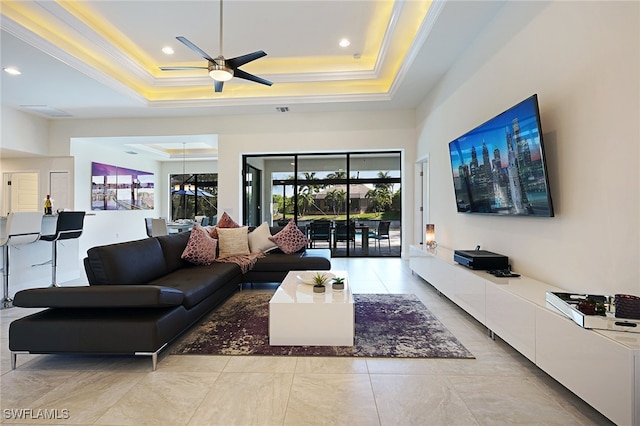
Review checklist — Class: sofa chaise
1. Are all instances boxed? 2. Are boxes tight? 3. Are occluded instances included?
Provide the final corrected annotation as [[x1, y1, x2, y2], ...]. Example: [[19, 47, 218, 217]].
[[9, 226, 330, 370]]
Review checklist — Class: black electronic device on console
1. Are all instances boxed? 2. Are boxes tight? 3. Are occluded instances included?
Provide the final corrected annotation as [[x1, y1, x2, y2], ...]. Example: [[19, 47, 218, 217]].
[[487, 269, 520, 278], [453, 246, 509, 271]]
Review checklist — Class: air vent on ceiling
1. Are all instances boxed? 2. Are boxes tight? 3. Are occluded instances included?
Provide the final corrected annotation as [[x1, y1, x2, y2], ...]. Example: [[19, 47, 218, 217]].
[[276, 106, 289, 113], [19, 105, 72, 118], [125, 151, 138, 155]]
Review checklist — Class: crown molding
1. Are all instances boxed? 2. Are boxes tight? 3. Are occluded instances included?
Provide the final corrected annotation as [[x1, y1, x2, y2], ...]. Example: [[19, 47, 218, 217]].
[[1, 14, 148, 105], [372, 0, 405, 77], [148, 91, 392, 109], [35, 1, 156, 86], [2, 0, 434, 108], [388, 0, 445, 98]]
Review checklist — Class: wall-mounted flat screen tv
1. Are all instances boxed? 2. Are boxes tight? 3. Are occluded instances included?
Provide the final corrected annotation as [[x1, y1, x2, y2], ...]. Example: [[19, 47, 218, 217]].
[[448, 94, 554, 217]]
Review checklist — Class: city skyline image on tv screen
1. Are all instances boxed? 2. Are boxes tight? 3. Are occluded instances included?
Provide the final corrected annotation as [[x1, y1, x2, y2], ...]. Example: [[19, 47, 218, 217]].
[[448, 94, 554, 217]]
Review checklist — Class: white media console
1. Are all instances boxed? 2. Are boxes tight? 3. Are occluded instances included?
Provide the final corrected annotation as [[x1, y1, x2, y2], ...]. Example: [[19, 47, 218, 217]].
[[410, 245, 639, 426]]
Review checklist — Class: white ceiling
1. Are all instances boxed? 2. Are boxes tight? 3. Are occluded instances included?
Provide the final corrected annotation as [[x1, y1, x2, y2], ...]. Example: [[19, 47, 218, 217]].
[[0, 0, 504, 157]]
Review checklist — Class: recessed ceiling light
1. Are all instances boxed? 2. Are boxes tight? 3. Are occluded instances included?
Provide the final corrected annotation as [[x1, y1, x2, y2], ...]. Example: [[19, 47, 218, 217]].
[[339, 38, 350, 48], [3, 67, 21, 75], [162, 46, 174, 55]]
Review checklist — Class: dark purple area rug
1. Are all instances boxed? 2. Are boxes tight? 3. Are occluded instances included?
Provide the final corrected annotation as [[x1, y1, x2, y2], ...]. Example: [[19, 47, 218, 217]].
[[172, 292, 474, 358]]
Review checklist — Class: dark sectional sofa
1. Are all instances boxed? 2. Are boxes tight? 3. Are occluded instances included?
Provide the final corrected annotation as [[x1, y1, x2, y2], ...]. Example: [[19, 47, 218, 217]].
[[9, 228, 330, 370]]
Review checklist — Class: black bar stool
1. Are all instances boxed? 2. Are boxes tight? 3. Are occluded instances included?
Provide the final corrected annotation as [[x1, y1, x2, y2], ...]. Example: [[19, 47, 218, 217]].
[[1, 212, 43, 308], [39, 211, 85, 287]]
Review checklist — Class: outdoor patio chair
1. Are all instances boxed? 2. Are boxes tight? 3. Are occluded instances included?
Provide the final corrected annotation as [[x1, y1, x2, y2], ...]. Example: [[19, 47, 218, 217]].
[[334, 220, 356, 249], [309, 220, 331, 248], [369, 220, 391, 249]]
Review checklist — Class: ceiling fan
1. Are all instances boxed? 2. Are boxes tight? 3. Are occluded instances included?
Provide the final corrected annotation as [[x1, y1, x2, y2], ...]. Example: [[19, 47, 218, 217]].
[[160, 0, 272, 93]]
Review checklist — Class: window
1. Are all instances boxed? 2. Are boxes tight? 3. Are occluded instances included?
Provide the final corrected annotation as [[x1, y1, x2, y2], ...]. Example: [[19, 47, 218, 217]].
[[242, 152, 401, 257], [170, 173, 218, 222]]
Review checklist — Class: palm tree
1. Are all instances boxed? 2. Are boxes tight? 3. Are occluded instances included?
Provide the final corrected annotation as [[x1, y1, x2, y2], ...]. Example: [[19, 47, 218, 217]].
[[365, 187, 392, 215], [326, 188, 347, 215], [297, 172, 323, 216], [297, 191, 314, 216], [375, 171, 394, 192], [391, 187, 401, 212], [298, 172, 319, 193], [272, 194, 284, 218], [326, 170, 347, 181]]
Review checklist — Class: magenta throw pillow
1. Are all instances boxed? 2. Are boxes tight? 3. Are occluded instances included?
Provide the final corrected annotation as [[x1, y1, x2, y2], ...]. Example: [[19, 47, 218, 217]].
[[269, 220, 309, 254], [181, 225, 218, 265]]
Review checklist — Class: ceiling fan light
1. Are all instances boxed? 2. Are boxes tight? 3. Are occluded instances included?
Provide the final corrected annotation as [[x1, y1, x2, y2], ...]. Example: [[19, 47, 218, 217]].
[[209, 64, 233, 81]]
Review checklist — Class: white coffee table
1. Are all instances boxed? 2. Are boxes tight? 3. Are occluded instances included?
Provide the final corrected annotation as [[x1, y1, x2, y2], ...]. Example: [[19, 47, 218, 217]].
[[269, 270, 354, 346]]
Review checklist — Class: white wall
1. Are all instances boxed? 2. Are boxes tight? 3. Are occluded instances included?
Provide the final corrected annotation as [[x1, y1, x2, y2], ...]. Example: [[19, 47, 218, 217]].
[[70, 139, 163, 258], [215, 111, 415, 253], [50, 110, 417, 255], [0, 157, 74, 215], [2, 108, 414, 264], [416, 1, 640, 295], [1, 106, 49, 155], [69, 141, 218, 258]]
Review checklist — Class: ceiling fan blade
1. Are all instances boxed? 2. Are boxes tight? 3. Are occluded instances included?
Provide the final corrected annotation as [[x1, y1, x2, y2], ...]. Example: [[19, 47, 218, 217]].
[[214, 80, 224, 93], [160, 66, 208, 71], [176, 36, 216, 62], [226, 51, 267, 68], [234, 69, 272, 86]]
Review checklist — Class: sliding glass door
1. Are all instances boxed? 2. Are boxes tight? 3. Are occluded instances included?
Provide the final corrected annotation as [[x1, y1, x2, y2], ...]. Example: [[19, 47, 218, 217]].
[[243, 152, 401, 257], [244, 164, 261, 227]]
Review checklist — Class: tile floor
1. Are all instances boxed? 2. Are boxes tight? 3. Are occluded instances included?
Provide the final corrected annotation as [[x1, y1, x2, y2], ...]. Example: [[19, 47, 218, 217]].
[[0, 258, 614, 425]]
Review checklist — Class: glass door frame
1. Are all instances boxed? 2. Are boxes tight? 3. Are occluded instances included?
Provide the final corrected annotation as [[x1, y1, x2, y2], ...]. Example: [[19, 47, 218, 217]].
[[242, 151, 401, 257], [244, 164, 262, 227]]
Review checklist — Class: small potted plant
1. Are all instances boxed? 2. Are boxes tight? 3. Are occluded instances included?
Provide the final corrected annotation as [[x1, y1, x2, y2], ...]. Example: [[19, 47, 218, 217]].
[[332, 276, 345, 291], [312, 272, 329, 293]]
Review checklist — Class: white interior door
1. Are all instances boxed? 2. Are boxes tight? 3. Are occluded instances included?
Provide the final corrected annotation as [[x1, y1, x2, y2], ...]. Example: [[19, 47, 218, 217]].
[[5, 172, 39, 213], [50, 171, 70, 212]]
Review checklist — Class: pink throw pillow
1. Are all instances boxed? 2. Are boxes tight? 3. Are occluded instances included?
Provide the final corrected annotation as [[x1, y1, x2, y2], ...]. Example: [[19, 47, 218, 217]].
[[181, 225, 218, 265], [269, 220, 310, 254], [217, 212, 240, 228], [210, 212, 240, 239]]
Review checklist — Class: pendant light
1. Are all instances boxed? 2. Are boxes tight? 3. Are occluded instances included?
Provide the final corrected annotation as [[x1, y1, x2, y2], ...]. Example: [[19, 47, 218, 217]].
[[174, 143, 195, 192]]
